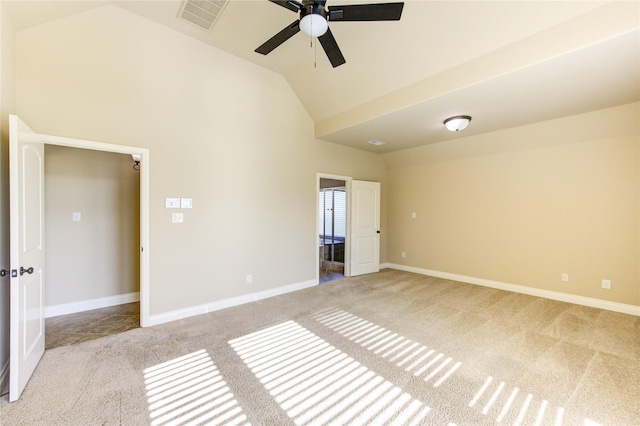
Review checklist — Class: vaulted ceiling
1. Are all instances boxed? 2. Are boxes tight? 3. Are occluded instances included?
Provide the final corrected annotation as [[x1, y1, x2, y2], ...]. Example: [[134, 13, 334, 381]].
[[5, 0, 639, 153]]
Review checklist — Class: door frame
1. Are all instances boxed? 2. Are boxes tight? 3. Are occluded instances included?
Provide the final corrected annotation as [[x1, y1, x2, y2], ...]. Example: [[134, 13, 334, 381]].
[[40, 133, 150, 327], [317, 173, 352, 281]]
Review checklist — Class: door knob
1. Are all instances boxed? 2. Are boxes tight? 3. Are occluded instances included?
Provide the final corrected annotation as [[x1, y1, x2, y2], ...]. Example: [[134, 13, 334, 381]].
[[0, 269, 8, 277], [19, 266, 34, 276]]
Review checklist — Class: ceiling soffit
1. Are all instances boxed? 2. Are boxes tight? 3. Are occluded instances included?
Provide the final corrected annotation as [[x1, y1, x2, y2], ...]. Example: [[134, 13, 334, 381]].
[[315, 1, 640, 152]]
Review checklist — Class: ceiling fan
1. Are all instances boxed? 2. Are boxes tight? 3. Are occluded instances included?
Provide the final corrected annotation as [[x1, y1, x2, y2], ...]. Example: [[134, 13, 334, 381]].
[[255, 0, 404, 68]]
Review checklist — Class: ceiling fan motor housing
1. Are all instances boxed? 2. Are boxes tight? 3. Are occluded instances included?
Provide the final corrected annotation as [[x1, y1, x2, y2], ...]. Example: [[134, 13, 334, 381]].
[[301, 2, 327, 21]]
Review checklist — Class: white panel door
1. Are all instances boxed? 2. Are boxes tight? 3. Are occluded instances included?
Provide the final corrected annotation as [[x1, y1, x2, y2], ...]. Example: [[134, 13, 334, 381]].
[[9, 115, 46, 402], [349, 180, 380, 276]]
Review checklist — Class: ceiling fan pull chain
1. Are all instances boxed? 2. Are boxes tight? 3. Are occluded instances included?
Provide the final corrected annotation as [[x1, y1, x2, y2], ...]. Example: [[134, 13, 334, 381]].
[[309, 13, 316, 68]]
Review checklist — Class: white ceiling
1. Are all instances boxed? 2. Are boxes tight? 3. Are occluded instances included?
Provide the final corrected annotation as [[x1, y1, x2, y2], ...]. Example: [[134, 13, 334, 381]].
[[5, 0, 639, 153]]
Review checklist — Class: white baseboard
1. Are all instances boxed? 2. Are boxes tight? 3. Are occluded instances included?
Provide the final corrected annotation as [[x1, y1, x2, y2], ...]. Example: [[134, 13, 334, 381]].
[[146, 279, 318, 327], [387, 263, 640, 317], [45, 292, 140, 318], [0, 359, 8, 396]]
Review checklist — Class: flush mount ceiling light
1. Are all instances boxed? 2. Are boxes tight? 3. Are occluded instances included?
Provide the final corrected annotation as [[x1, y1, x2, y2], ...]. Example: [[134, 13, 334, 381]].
[[443, 115, 472, 132], [367, 140, 386, 146]]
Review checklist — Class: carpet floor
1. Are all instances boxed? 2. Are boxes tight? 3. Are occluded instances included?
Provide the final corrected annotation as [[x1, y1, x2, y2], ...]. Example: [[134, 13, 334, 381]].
[[1, 269, 638, 425], [45, 302, 140, 350]]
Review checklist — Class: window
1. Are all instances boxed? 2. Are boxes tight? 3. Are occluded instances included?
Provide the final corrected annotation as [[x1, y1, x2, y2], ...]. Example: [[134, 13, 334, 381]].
[[319, 187, 346, 239]]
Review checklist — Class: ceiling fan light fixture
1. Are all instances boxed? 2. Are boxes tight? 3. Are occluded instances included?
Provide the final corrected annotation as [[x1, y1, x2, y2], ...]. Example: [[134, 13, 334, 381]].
[[299, 13, 328, 37], [444, 115, 472, 132]]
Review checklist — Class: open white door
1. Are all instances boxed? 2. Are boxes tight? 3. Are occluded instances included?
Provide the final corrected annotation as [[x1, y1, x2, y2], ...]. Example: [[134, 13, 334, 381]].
[[349, 180, 380, 276], [9, 115, 46, 402]]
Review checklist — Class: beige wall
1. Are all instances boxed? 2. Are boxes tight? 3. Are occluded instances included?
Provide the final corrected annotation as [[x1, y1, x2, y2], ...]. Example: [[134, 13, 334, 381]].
[[11, 1, 636, 331], [384, 103, 640, 306], [0, 1, 16, 383], [15, 5, 387, 316], [44, 145, 140, 307]]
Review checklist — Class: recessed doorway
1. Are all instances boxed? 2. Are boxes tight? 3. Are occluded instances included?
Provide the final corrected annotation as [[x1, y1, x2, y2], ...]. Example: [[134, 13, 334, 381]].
[[43, 146, 141, 349], [319, 178, 347, 283]]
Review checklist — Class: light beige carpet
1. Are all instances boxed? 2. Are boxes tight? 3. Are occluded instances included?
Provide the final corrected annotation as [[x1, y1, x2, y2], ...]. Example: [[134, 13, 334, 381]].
[[1, 269, 639, 425]]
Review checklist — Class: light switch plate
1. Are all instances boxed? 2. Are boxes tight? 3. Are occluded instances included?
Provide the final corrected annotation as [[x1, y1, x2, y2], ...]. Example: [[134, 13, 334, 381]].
[[72, 212, 81, 222], [165, 197, 181, 208], [180, 198, 193, 209]]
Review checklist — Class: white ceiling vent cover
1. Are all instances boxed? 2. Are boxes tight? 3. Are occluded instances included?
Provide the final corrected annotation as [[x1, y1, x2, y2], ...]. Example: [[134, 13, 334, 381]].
[[178, 0, 229, 32]]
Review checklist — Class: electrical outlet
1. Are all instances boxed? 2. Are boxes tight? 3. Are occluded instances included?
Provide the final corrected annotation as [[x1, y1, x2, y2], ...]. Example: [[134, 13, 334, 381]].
[[401, 252, 406, 258], [247, 274, 253, 284], [562, 273, 569, 282], [602, 279, 611, 289]]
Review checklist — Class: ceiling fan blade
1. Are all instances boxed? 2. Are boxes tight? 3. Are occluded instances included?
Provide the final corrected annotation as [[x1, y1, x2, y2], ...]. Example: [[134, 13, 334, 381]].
[[328, 2, 404, 21], [318, 27, 346, 68], [255, 20, 301, 55], [268, 0, 303, 12]]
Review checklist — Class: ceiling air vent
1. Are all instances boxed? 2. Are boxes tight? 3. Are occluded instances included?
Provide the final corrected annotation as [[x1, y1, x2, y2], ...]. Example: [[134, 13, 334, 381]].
[[178, 0, 229, 32]]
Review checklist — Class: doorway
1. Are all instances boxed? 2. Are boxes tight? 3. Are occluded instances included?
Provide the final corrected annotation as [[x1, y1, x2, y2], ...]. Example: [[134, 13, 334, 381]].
[[43, 146, 140, 349], [319, 178, 347, 283], [39, 132, 150, 328]]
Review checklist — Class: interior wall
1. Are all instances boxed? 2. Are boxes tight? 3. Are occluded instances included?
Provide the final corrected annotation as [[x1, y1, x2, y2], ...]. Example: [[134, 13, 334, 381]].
[[0, 1, 16, 388], [44, 145, 140, 308], [384, 102, 640, 307], [14, 5, 388, 317]]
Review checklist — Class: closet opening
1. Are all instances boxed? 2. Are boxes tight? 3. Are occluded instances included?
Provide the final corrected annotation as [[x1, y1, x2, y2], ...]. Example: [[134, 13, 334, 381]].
[[44, 146, 141, 349], [319, 178, 346, 283]]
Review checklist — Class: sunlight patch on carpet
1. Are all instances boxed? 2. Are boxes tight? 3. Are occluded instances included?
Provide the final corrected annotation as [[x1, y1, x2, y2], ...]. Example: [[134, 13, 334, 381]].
[[229, 320, 431, 425], [143, 349, 250, 426], [312, 308, 604, 426], [469, 375, 572, 425], [313, 308, 462, 388]]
